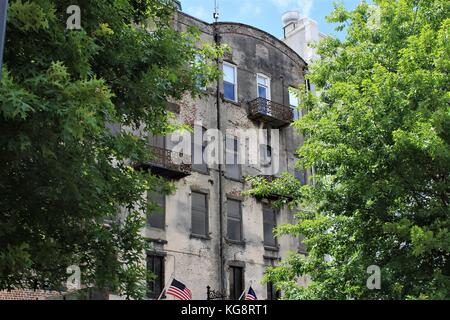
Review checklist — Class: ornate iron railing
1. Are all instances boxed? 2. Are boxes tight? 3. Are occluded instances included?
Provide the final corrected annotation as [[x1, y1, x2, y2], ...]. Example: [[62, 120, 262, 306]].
[[207, 286, 227, 300], [248, 97, 294, 127], [146, 146, 192, 178]]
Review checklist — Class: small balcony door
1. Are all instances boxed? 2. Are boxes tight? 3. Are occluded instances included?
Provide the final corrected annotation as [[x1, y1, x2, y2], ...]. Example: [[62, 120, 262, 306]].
[[257, 74, 271, 116]]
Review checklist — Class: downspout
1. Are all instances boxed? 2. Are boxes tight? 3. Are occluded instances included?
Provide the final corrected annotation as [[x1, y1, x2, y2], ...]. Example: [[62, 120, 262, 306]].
[[213, 22, 225, 296]]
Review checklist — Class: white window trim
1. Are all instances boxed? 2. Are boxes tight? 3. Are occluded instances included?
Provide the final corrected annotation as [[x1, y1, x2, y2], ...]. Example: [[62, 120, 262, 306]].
[[223, 62, 238, 102], [256, 73, 271, 100]]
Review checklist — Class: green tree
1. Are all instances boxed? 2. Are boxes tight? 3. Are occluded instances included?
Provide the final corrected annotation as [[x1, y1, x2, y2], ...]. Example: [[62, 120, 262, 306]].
[[246, 0, 449, 300], [0, 0, 220, 299]]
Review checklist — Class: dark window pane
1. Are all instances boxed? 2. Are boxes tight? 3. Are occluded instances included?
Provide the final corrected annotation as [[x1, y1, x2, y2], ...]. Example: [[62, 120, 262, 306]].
[[263, 206, 277, 247], [258, 86, 268, 99], [267, 282, 281, 300], [147, 255, 164, 299], [295, 169, 307, 185], [227, 199, 242, 241], [227, 199, 241, 218], [192, 192, 208, 236], [227, 219, 242, 241], [224, 82, 236, 101], [230, 267, 243, 300], [148, 191, 165, 229]]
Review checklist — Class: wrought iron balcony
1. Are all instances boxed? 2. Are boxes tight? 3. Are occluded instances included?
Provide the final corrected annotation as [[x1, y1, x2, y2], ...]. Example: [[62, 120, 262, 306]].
[[136, 146, 192, 179], [248, 98, 294, 128]]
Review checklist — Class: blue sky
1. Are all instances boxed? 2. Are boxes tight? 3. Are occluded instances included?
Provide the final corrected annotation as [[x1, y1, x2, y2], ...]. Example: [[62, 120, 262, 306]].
[[181, 0, 365, 39]]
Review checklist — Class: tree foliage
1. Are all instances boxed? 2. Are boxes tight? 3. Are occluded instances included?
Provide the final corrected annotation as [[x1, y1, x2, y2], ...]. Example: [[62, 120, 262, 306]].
[[247, 0, 449, 300], [0, 0, 220, 299]]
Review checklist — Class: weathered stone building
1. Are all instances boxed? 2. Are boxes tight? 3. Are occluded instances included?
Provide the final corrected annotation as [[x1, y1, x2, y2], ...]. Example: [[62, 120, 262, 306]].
[[143, 7, 309, 300]]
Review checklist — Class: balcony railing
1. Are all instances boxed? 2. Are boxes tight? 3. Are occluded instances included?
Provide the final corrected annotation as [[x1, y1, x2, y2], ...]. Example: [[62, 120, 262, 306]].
[[136, 146, 192, 179], [248, 98, 294, 128]]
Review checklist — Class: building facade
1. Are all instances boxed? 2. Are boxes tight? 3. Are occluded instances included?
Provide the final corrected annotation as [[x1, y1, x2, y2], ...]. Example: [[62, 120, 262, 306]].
[[143, 8, 309, 301]]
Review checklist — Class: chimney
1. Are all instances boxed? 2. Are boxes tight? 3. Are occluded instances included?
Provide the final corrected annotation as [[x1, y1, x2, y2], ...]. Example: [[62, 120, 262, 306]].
[[282, 11, 300, 38]]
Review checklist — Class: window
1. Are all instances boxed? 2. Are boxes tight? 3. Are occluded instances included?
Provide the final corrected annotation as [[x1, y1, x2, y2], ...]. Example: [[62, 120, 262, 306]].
[[192, 127, 208, 173], [263, 205, 277, 248], [260, 129, 272, 168], [149, 135, 165, 149], [294, 157, 307, 185], [227, 199, 243, 242], [257, 74, 271, 100], [191, 192, 208, 237], [229, 266, 244, 300], [267, 282, 281, 300], [194, 54, 207, 91], [289, 87, 301, 120], [226, 137, 241, 180], [295, 169, 308, 185], [147, 254, 164, 299], [224, 63, 237, 101], [147, 190, 165, 229]]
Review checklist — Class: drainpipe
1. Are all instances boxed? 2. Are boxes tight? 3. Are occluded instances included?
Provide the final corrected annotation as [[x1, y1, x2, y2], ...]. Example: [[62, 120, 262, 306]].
[[213, 22, 225, 296]]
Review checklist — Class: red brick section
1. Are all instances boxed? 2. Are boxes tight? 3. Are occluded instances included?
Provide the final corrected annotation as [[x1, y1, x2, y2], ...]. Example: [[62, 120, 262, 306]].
[[0, 289, 63, 300]]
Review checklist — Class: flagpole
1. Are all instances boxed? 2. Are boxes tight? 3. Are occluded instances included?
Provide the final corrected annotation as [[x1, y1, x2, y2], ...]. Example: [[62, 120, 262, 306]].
[[238, 280, 253, 300], [238, 283, 249, 300], [157, 272, 174, 300]]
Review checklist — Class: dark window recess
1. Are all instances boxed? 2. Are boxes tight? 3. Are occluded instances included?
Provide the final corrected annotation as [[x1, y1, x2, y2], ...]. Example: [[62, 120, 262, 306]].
[[299, 235, 307, 254], [227, 199, 243, 242], [295, 168, 307, 185], [147, 254, 164, 299], [267, 282, 281, 300], [260, 129, 272, 168], [191, 192, 208, 236], [192, 128, 208, 173], [229, 266, 244, 300], [226, 138, 241, 180], [263, 206, 277, 248], [147, 190, 165, 229]]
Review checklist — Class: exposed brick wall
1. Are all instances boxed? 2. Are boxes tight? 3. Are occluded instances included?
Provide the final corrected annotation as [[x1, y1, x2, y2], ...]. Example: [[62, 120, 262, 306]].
[[0, 289, 62, 300]]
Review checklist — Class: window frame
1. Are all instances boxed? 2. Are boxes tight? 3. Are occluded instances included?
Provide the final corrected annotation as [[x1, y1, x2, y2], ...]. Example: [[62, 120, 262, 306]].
[[263, 205, 278, 249], [191, 127, 209, 174], [225, 137, 242, 181], [229, 266, 244, 300], [226, 198, 243, 242], [257, 73, 271, 100], [223, 62, 238, 102], [147, 253, 165, 299], [147, 189, 166, 230], [191, 191, 209, 238], [289, 87, 301, 120]]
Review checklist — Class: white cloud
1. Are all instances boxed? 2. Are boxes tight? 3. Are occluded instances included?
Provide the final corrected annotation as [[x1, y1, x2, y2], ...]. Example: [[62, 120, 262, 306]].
[[270, 0, 314, 17]]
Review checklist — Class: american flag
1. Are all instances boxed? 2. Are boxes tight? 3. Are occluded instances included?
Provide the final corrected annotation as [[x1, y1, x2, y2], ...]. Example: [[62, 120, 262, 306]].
[[245, 287, 258, 300], [166, 279, 192, 300]]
